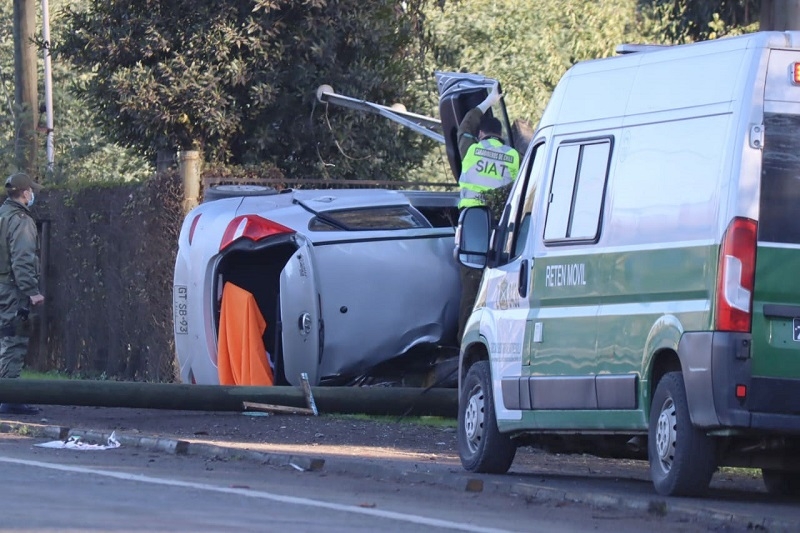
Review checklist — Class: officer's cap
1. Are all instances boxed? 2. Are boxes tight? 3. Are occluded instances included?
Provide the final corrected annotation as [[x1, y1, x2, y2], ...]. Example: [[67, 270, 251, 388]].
[[5, 173, 43, 193]]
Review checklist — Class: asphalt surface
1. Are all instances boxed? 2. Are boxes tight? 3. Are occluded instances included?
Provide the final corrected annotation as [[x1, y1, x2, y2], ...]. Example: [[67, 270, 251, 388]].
[[1, 411, 799, 532]]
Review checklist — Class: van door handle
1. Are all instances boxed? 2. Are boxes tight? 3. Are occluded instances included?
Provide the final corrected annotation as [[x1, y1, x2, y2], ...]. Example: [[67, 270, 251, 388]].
[[519, 260, 528, 298]]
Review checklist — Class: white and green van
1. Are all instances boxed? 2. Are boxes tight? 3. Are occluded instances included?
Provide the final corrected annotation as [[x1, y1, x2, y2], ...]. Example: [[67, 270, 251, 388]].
[[453, 31, 800, 497]]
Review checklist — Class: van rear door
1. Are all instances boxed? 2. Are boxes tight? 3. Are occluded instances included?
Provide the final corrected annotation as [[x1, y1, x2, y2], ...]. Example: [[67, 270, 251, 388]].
[[750, 48, 800, 384], [436, 72, 515, 182]]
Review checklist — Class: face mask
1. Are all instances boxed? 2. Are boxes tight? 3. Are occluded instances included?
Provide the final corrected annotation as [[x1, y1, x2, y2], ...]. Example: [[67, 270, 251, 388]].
[[27, 192, 35, 206]]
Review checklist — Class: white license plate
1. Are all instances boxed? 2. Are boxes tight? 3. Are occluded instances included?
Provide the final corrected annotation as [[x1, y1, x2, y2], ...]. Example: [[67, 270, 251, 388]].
[[174, 285, 189, 335]]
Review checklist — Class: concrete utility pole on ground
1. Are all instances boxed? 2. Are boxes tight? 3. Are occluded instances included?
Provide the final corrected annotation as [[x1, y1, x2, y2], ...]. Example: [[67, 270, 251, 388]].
[[0, 379, 459, 418], [12, 0, 38, 175], [761, 0, 800, 30]]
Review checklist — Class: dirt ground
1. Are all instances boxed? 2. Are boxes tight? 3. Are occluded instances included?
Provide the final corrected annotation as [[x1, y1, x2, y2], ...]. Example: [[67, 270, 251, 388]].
[[12, 404, 767, 496]]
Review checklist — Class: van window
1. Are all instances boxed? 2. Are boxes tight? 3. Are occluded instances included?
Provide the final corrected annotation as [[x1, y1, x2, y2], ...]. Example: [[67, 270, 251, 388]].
[[760, 113, 800, 244], [544, 139, 611, 242], [309, 206, 429, 231], [493, 142, 543, 265]]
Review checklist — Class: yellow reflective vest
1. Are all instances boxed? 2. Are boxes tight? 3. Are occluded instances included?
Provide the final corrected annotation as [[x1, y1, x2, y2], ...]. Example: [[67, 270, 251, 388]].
[[458, 138, 520, 209]]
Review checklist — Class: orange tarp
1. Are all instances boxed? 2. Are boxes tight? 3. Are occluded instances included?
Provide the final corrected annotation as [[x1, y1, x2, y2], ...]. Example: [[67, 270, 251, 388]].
[[217, 282, 274, 386]]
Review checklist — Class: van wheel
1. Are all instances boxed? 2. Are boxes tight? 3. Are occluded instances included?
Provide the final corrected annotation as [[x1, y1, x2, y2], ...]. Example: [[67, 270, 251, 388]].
[[458, 361, 516, 473], [203, 184, 278, 203], [762, 469, 800, 498], [648, 371, 716, 496]]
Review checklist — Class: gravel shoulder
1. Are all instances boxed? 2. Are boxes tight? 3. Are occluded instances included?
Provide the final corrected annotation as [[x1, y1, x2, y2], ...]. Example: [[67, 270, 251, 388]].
[[3, 404, 766, 491]]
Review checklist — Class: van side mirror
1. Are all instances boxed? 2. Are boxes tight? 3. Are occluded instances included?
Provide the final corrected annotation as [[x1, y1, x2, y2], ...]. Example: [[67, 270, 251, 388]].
[[457, 207, 491, 268]]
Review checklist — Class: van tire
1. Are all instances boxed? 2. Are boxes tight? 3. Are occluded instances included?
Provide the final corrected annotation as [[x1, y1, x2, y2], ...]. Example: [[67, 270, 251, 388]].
[[203, 184, 278, 203], [762, 469, 800, 498], [458, 361, 516, 473], [648, 371, 717, 496]]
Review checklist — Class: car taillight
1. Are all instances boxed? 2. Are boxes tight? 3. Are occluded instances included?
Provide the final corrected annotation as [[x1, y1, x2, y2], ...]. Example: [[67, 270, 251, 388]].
[[715, 217, 757, 332], [188, 214, 202, 245], [219, 215, 294, 251]]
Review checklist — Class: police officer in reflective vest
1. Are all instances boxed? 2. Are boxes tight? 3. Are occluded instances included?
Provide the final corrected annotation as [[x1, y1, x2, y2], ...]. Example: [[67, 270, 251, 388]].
[[457, 85, 520, 209], [0, 173, 44, 415], [455, 85, 520, 341]]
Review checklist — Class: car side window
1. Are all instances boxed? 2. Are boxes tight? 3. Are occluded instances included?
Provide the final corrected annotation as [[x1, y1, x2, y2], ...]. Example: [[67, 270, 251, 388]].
[[309, 206, 428, 231], [543, 138, 611, 243], [493, 142, 544, 266]]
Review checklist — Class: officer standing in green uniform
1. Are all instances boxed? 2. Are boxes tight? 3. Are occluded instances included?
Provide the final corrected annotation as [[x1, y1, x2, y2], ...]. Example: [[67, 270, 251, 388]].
[[456, 84, 520, 341], [0, 173, 44, 415]]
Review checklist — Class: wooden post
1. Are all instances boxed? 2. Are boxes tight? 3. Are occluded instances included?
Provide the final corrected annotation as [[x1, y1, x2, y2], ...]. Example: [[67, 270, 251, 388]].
[[179, 150, 201, 213], [12, 0, 38, 174]]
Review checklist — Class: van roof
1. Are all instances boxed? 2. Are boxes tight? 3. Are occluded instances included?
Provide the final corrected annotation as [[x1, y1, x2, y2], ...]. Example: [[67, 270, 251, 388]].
[[539, 31, 800, 130]]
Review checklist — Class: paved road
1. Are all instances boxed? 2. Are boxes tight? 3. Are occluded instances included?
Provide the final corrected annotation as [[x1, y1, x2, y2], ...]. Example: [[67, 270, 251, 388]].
[[1, 409, 799, 532], [0, 434, 719, 533]]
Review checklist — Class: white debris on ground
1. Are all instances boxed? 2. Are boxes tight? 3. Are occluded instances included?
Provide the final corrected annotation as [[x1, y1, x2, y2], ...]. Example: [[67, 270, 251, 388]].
[[35, 431, 120, 450]]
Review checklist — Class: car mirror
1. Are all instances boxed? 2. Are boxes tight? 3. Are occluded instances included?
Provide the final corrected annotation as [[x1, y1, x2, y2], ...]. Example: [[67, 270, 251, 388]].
[[457, 207, 491, 268]]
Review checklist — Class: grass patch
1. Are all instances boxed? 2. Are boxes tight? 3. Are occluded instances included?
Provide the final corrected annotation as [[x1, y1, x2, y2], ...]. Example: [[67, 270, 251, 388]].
[[21, 370, 72, 380], [718, 466, 761, 478]]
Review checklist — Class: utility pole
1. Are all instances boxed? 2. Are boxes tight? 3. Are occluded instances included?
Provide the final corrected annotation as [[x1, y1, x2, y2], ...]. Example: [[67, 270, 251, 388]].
[[12, 0, 39, 175], [42, 0, 55, 172], [761, 0, 800, 30]]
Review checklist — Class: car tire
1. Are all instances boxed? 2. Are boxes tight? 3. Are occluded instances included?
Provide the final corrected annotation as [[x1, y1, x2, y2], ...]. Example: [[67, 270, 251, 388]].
[[458, 360, 516, 473], [762, 469, 800, 498], [648, 371, 717, 497], [202, 184, 278, 203]]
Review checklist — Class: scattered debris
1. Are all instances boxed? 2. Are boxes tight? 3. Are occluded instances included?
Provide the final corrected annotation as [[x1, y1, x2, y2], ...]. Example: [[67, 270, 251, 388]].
[[36, 431, 120, 450], [241, 375, 319, 416], [300, 372, 319, 416], [242, 402, 315, 416], [465, 478, 484, 493]]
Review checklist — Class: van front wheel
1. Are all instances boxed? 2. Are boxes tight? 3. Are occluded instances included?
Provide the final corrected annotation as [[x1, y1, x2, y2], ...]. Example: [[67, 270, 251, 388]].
[[458, 361, 516, 473], [648, 371, 716, 496]]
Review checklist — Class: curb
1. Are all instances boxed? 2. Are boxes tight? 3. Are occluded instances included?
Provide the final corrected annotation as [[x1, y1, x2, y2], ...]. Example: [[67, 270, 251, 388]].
[[1, 421, 796, 531]]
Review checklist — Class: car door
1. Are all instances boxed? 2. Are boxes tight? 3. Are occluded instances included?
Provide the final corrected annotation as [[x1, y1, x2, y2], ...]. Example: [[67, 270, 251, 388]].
[[478, 140, 545, 424], [436, 72, 517, 182], [279, 237, 322, 386], [296, 196, 460, 383]]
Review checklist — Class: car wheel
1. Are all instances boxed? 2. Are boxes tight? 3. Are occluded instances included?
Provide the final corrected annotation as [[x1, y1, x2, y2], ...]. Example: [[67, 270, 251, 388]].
[[202, 184, 278, 203], [762, 469, 800, 498], [648, 371, 717, 496], [458, 360, 516, 473]]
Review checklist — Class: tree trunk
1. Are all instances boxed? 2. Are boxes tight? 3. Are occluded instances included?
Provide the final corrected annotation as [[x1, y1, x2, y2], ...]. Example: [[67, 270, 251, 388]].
[[761, 0, 800, 30], [12, 0, 38, 174]]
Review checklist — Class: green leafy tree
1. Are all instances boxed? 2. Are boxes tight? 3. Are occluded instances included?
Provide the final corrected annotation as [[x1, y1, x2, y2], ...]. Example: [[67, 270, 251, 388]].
[[425, 0, 678, 129], [644, 0, 759, 42], [0, 0, 151, 183], [58, 0, 436, 182]]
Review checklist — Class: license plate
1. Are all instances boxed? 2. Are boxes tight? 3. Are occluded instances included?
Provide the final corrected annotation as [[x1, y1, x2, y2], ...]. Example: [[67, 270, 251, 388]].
[[794, 318, 800, 342], [174, 285, 189, 335]]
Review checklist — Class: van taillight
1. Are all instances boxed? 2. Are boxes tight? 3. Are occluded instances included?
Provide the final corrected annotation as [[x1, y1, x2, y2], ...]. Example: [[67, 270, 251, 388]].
[[220, 215, 294, 251], [715, 217, 757, 332]]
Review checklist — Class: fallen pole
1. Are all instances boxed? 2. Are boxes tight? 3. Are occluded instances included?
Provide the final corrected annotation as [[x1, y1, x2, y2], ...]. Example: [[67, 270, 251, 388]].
[[0, 379, 457, 418]]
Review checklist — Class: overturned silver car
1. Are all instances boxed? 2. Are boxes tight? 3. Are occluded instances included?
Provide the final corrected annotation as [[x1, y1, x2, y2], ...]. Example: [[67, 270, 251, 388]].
[[173, 188, 461, 386]]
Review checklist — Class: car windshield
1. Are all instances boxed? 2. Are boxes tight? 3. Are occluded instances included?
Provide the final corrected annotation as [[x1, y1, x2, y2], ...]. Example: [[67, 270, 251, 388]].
[[309, 206, 429, 231]]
